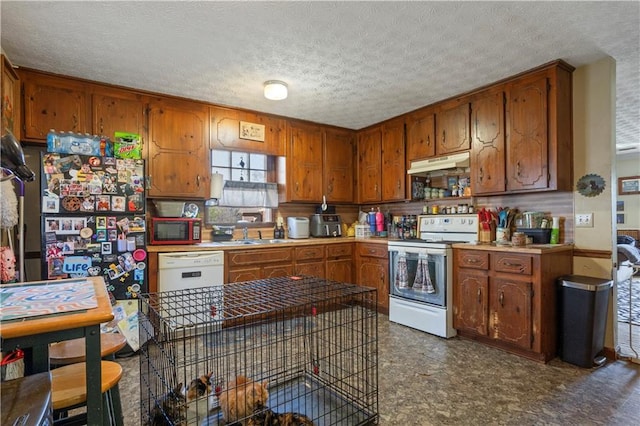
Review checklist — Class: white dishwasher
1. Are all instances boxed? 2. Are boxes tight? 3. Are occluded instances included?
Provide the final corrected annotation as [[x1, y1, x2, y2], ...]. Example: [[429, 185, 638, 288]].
[[158, 250, 224, 292]]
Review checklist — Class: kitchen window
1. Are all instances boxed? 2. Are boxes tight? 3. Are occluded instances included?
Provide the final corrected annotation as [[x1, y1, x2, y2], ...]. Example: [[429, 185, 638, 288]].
[[206, 150, 275, 225]]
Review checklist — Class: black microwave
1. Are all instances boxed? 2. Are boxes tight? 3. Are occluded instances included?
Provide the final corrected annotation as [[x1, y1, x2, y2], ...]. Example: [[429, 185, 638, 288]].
[[150, 217, 202, 245]]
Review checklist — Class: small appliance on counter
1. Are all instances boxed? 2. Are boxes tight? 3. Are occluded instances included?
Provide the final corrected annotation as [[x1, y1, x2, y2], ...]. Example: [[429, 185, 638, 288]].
[[150, 217, 202, 245], [310, 214, 343, 237], [287, 217, 310, 239]]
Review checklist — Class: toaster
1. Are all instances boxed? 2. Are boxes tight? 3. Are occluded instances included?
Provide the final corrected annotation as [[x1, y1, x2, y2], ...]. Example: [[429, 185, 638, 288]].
[[310, 214, 343, 237], [287, 217, 310, 239]]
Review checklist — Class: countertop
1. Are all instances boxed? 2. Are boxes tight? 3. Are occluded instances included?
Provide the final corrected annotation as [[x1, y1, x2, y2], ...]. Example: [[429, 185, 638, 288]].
[[146, 236, 389, 253], [452, 242, 574, 254]]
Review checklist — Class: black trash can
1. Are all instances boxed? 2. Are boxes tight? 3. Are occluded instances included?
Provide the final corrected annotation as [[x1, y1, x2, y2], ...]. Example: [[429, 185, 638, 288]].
[[558, 275, 612, 368]]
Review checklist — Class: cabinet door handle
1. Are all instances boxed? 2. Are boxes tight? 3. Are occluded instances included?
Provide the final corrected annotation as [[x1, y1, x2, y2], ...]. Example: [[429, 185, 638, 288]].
[[99, 117, 104, 134], [72, 114, 78, 130], [374, 183, 378, 194], [442, 129, 446, 144], [196, 175, 201, 187], [479, 167, 484, 182], [467, 258, 479, 264], [477, 288, 482, 303], [516, 162, 521, 176], [397, 179, 401, 189], [499, 291, 504, 307], [296, 182, 299, 193], [426, 135, 431, 146]]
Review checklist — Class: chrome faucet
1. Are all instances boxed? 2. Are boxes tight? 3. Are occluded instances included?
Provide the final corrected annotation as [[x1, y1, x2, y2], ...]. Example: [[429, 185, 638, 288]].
[[243, 226, 248, 240]]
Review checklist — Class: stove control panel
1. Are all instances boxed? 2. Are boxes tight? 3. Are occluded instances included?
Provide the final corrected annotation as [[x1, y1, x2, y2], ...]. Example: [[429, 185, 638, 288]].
[[418, 214, 477, 233]]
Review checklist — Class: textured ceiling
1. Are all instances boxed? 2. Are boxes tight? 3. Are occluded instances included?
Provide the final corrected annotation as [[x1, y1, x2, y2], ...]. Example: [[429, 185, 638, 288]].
[[1, 1, 639, 155]]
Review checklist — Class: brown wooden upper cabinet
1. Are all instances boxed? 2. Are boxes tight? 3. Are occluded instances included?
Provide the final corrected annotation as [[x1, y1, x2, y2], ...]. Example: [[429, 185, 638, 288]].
[[470, 61, 573, 195], [357, 119, 406, 204], [1, 55, 21, 137], [19, 70, 90, 142], [470, 90, 506, 195], [283, 121, 354, 204], [324, 127, 355, 203], [435, 99, 470, 155], [92, 90, 145, 139], [406, 108, 435, 161], [505, 63, 573, 192], [357, 126, 382, 203], [286, 121, 324, 202], [209, 106, 286, 156], [381, 117, 406, 201], [147, 97, 210, 198]]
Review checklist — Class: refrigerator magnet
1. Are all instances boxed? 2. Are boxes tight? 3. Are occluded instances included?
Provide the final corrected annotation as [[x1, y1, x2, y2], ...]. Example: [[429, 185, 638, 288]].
[[43, 196, 59, 213], [133, 249, 146, 262], [80, 227, 93, 239]]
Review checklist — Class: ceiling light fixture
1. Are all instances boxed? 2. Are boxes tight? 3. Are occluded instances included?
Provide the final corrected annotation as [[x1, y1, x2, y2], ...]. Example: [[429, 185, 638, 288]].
[[264, 80, 288, 100]]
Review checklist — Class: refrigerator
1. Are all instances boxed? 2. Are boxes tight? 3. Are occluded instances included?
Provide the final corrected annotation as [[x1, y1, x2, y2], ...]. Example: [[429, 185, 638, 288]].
[[39, 153, 147, 299]]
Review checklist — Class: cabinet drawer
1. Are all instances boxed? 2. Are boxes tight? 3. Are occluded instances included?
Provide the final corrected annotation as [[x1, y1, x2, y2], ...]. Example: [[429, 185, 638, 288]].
[[295, 245, 325, 261], [327, 243, 353, 258], [227, 248, 292, 267], [457, 250, 489, 270], [357, 243, 387, 259], [492, 253, 533, 275]]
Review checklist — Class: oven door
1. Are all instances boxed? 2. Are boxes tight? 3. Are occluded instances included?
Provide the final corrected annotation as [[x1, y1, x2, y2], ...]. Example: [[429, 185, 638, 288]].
[[389, 247, 448, 307]]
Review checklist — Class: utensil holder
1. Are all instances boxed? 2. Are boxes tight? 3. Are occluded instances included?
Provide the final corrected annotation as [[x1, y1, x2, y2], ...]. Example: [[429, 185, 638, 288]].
[[478, 223, 495, 243]]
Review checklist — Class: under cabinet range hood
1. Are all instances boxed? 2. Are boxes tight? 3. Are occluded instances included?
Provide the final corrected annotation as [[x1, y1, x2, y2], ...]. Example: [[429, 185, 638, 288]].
[[407, 152, 470, 175]]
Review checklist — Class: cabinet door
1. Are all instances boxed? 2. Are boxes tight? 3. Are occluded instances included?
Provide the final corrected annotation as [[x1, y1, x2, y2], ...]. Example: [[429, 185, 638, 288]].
[[263, 264, 294, 279], [506, 74, 548, 191], [21, 73, 89, 141], [406, 109, 435, 161], [381, 118, 406, 201], [357, 126, 382, 203], [1, 55, 21, 137], [454, 270, 489, 336], [324, 128, 355, 203], [489, 278, 532, 349], [357, 257, 389, 312], [295, 261, 325, 278], [147, 98, 210, 198], [435, 101, 470, 155], [326, 258, 353, 283], [210, 106, 286, 155], [471, 91, 506, 195], [288, 121, 323, 202], [228, 267, 262, 283], [93, 91, 145, 138]]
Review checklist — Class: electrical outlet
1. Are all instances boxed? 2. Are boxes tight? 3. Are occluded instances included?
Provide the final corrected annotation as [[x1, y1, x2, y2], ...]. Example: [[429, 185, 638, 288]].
[[576, 213, 593, 228]]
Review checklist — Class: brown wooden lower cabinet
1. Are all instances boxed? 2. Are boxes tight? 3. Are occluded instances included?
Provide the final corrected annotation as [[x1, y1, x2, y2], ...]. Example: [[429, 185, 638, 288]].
[[226, 247, 294, 283], [326, 243, 353, 283], [453, 247, 572, 362], [294, 245, 326, 278], [355, 242, 389, 314]]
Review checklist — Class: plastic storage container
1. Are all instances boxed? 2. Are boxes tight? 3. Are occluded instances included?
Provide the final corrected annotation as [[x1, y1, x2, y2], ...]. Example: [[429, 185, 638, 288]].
[[516, 228, 552, 243], [557, 275, 612, 368]]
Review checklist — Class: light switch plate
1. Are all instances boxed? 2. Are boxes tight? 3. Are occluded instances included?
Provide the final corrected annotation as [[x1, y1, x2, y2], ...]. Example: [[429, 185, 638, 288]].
[[576, 213, 593, 227]]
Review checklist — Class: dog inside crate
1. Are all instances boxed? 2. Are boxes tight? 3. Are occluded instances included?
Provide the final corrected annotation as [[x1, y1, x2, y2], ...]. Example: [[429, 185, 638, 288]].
[[139, 277, 378, 426]]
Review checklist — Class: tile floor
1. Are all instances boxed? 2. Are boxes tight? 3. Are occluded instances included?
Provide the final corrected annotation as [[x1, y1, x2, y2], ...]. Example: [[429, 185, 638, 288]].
[[117, 315, 640, 425]]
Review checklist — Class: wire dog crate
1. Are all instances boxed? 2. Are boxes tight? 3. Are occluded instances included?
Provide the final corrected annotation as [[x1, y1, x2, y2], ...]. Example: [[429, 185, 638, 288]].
[[139, 276, 378, 425]]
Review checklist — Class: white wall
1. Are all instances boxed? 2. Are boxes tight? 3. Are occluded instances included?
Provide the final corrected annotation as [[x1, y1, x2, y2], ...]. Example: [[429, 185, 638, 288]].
[[572, 57, 616, 347]]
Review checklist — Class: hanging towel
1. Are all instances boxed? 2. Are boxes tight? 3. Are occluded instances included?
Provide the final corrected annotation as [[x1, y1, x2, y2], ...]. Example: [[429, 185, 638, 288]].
[[396, 254, 409, 289], [420, 255, 436, 294], [413, 255, 425, 290]]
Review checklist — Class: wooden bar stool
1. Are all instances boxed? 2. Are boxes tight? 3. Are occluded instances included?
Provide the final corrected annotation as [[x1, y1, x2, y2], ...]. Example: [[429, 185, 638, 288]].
[[49, 333, 126, 426], [49, 333, 127, 365], [51, 360, 123, 426]]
